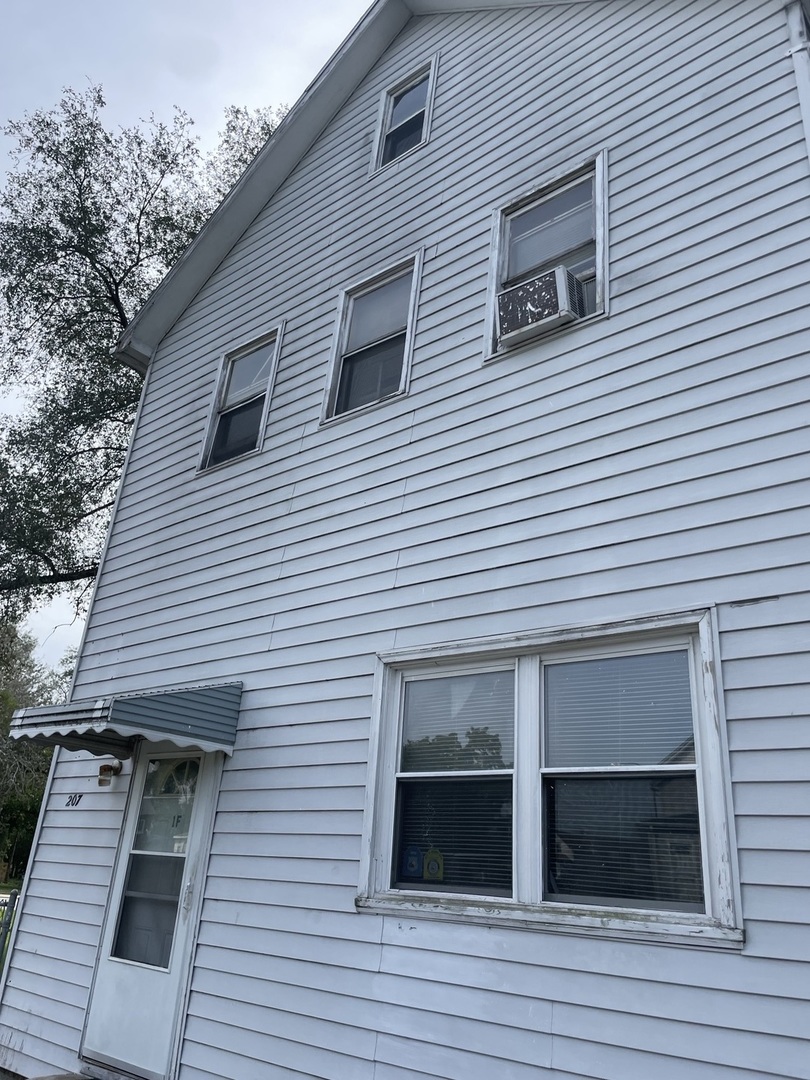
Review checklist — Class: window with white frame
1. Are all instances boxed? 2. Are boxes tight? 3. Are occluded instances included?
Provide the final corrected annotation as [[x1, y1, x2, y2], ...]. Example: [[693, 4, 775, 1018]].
[[360, 614, 741, 945], [325, 258, 419, 419], [203, 333, 279, 469], [492, 158, 606, 351], [374, 61, 437, 170]]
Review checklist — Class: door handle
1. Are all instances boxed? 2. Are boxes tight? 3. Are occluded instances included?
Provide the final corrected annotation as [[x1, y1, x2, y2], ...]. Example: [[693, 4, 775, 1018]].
[[182, 881, 193, 912]]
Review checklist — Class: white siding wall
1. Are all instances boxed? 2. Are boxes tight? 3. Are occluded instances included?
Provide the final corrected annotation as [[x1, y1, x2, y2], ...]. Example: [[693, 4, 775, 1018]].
[[3, 0, 808, 1076], [0, 752, 130, 1077]]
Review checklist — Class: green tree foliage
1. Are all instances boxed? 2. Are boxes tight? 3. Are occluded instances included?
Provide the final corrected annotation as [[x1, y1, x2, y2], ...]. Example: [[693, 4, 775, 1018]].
[[0, 87, 285, 619], [402, 727, 506, 772], [0, 623, 71, 881]]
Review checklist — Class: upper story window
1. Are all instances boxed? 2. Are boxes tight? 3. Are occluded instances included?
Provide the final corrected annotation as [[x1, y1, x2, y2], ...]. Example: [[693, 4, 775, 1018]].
[[202, 331, 280, 469], [359, 612, 742, 949], [323, 255, 421, 420], [373, 59, 438, 171], [492, 154, 606, 353]]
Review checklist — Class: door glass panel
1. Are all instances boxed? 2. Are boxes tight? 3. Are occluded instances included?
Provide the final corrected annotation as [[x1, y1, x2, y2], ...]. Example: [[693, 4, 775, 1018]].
[[112, 757, 199, 968]]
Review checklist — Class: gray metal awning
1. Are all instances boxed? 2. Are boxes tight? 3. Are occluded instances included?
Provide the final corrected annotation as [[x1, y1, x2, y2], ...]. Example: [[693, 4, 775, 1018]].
[[10, 682, 243, 758]]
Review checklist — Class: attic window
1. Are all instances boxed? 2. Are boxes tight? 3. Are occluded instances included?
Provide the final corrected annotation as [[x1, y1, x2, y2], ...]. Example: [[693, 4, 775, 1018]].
[[374, 59, 438, 170], [203, 331, 281, 469]]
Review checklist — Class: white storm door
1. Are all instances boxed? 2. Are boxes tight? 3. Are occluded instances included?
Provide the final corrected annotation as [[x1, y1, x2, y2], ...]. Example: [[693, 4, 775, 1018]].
[[82, 749, 219, 1080]]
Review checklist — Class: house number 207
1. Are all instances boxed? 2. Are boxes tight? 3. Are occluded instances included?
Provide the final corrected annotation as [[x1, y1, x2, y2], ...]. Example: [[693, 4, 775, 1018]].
[[65, 794, 84, 807]]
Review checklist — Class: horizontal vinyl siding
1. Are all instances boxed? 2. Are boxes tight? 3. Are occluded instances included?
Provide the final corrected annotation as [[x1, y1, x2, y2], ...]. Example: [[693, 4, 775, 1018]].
[[0, 752, 128, 1077], [719, 604, 810, 975], [7, 1, 800, 1080]]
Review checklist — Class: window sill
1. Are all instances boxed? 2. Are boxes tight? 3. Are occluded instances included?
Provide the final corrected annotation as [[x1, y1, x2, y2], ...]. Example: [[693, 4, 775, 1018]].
[[483, 307, 607, 364], [319, 387, 408, 428], [196, 444, 263, 475], [369, 140, 429, 178], [356, 893, 744, 951]]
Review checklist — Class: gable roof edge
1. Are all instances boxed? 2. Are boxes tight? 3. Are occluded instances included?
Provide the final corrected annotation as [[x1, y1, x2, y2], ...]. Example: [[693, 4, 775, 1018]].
[[115, 0, 412, 370]]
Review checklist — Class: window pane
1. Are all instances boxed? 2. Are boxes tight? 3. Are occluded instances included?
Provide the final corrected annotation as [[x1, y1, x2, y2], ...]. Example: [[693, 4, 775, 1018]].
[[382, 113, 426, 165], [390, 76, 429, 128], [510, 178, 592, 245], [545, 651, 695, 768], [394, 777, 512, 895], [508, 197, 593, 281], [346, 272, 412, 353], [134, 758, 199, 854], [113, 854, 185, 967], [544, 774, 704, 912], [336, 333, 405, 414], [209, 395, 265, 466], [224, 340, 276, 406], [402, 670, 514, 771]]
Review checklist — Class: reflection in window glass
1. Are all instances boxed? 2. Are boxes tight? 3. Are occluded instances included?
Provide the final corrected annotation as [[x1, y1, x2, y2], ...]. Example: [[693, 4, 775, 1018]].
[[401, 671, 514, 771], [346, 274, 412, 354], [393, 670, 515, 894], [134, 757, 199, 853], [223, 344, 275, 404]]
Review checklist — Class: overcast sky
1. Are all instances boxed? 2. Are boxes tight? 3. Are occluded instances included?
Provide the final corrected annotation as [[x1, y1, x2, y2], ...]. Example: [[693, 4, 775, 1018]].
[[2, 0, 370, 666]]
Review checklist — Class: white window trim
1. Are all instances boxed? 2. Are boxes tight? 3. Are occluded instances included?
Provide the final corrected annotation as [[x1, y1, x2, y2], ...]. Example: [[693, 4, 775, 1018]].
[[369, 55, 440, 176], [786, 1, 810, 167], [320, 250, 423, 424], [358, 609, 743, 949], [198, 325, 284, 472], [483, 150, 609, 361]]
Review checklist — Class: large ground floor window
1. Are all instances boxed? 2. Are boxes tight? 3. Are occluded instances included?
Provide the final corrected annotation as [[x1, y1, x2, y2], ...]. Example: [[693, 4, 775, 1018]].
[[359, 611, 741, 948]]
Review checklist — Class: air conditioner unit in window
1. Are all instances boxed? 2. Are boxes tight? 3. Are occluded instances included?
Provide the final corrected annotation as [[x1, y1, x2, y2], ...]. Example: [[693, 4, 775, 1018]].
[[497, 266, 585, 346]]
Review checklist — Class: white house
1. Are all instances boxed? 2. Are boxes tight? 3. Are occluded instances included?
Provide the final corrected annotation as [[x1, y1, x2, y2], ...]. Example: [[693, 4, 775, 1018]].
[[2, 0, 810, 1077]]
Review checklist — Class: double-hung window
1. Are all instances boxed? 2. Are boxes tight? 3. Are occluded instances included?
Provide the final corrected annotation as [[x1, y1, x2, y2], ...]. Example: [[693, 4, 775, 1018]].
[[324, 257, 420, 419], [493, 156, 606, 350], [360, 612, 741, 946], [203, 331, 280, 468], [374, 60, 437, 170]]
